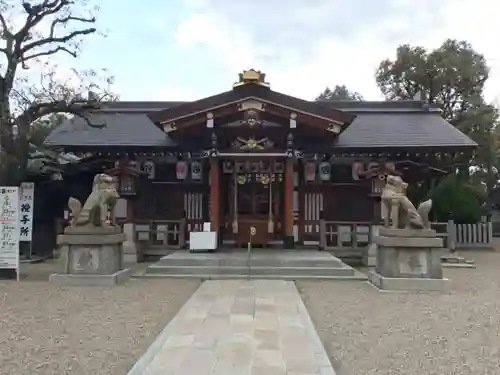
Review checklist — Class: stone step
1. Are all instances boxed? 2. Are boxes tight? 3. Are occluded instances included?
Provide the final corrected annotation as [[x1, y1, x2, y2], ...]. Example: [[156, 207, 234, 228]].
[[145, 265, 356, 277], [153, 256, 346, 268], [136, 273, 368, 281]]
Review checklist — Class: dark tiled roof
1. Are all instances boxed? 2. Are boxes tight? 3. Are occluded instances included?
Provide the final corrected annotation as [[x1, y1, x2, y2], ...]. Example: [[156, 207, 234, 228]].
[[148, 84, 355, 124], [44, 99, 476, 149], [336, 112, 476, 148], [44, 106, 177, 148]]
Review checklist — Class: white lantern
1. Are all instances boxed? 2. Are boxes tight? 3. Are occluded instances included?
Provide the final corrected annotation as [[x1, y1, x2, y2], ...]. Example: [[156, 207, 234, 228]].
[[319, 162, 331, 181], [142, 161, 155, 179], [191, 161, 202, 180]]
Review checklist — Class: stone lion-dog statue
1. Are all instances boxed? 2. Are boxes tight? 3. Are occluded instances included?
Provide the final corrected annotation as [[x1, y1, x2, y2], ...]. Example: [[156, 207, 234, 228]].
[[68, 173, 120, 227], [381, 175, 432, 229]]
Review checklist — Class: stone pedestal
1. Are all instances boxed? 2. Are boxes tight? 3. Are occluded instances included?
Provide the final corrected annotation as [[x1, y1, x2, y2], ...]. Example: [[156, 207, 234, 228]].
[[368, 228, 448, 291], [50, 225, 132, 286], [122, 222, 140, 264]]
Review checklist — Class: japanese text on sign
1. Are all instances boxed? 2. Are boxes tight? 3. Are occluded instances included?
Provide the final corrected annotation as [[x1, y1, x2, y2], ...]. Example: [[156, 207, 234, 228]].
[[0, 187, 20, 273], [19, 182, 34, 241]]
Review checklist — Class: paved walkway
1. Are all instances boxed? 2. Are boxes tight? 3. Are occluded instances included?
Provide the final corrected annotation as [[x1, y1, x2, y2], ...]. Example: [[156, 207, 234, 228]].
[[127, 280, 336, 375]]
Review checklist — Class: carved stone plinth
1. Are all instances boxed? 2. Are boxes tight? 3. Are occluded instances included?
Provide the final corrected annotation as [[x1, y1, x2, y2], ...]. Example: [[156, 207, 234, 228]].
[[50, 225, 132, 286], [368, 228, 448, 291]]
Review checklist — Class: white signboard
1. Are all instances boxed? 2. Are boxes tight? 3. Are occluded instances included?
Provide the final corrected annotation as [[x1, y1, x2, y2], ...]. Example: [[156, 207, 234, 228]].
[[19, 182, 34, 241], [189, 232, 217, 251], [0, 186, 20, 280]]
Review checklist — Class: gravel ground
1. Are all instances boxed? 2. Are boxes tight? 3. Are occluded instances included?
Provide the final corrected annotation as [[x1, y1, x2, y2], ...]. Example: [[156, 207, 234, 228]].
[[297, 251, 500, 375], [0, 260, 200, 375]]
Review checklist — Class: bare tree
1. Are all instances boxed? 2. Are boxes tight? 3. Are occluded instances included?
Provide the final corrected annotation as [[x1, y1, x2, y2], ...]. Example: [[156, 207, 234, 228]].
[[0, 0, 115, 185]]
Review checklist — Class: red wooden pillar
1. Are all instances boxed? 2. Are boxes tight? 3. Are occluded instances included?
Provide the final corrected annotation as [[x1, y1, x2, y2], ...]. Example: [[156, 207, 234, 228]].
[[210, 158, 220, 235], [284, 157, 294, 248]]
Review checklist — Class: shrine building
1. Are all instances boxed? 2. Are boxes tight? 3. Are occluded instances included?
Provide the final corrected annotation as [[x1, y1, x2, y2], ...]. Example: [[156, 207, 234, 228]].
[[45, 70, 476, 253]]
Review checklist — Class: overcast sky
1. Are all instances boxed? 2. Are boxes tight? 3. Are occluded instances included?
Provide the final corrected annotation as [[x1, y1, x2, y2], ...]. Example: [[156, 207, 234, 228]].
[[4, 0, 500, 104]]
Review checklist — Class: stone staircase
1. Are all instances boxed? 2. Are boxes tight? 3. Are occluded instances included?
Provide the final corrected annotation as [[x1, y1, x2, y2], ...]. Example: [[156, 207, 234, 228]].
[[139, 250, 367, 280]]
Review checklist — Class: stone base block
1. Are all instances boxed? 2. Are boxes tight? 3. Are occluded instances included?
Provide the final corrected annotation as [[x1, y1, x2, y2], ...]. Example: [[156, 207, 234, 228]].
[[49, 268, 132, 286], [368, 271, 448, 292], [363, 225, 380, 267], [123, 253, 138, 264], [363, 243, 377, 267], [374, 234, 443, 248], [122, 223, 140, 263], [379, 228, 437, 238]]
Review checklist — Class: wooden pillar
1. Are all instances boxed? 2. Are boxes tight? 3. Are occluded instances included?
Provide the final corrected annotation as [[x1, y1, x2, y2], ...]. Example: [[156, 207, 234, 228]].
[[210, 158, 220, 235], [284, 157, 294, 248]]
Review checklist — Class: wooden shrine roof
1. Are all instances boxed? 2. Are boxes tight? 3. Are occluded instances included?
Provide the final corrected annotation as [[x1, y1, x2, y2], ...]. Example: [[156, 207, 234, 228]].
[[45, 99, 477, 151]]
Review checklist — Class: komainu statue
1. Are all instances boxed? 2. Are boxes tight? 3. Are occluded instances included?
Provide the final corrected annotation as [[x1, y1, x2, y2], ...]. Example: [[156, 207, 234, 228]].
[[381, 175, 432, 229], [68, 173, 120, 227]]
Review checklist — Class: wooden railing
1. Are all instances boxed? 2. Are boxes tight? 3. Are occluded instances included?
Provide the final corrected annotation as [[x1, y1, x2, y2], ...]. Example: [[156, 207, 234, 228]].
[[318, 220, 372, 251], [134, 219, 186, 249], [453, 222, 493, 249], [310, 217, 494, 254], [430, 221, 494, 250]]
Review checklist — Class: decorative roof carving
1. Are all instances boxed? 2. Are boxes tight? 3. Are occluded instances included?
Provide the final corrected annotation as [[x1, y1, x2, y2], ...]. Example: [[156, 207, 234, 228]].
[[241, 109, 262, 127], [233, 69, 270, 88]]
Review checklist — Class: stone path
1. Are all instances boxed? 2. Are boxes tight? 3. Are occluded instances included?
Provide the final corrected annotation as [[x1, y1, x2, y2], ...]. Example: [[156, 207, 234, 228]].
[[127, 280, 336, 375]]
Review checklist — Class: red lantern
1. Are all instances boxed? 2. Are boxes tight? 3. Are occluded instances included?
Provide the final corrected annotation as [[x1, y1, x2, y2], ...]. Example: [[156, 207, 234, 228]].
[[352, 162, 363, 180], [304, 162, 316, 182], [176, 161, 188, 180], [385, 162, 395, 173]]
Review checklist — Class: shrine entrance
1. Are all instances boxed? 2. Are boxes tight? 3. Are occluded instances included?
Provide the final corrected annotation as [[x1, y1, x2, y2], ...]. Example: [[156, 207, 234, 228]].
[[220, 158, 285, 247]]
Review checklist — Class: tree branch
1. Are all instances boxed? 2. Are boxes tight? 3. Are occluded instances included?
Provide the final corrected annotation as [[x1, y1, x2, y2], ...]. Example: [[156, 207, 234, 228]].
[[15, 0, 67, 43], [21, 46, 76, 67], [0, 11, 11, 42], [16, 100, 105, 135], [21, 15, 96, 55]]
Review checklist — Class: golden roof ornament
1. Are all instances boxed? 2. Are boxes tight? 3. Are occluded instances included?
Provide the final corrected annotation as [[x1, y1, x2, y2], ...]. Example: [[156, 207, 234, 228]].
[[233, 69, 270, 88]]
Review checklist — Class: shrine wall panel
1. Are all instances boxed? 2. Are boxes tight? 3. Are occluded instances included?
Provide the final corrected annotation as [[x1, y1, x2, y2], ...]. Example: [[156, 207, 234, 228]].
[[323, 184, 373, 222]]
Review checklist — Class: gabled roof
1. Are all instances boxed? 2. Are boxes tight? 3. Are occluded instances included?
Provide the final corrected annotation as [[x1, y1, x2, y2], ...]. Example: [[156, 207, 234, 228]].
[[44, 100, 477, 150], [148, 84, 355, 126]]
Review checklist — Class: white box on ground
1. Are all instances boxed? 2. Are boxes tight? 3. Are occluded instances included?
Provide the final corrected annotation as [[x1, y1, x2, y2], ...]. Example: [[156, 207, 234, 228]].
[[203, 222, 211, 232], [189, 231, 217, 250]]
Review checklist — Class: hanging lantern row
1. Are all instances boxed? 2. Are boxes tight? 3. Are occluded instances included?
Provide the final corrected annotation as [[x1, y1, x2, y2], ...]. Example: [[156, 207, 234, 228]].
[[176, 161, 202, 180], [114, 160, 157, 179], [304, 161, 331, 182]]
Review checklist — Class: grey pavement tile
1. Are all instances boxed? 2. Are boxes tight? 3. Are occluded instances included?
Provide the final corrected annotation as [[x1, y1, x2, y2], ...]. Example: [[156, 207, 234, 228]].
[[132, 280, 336, 375]]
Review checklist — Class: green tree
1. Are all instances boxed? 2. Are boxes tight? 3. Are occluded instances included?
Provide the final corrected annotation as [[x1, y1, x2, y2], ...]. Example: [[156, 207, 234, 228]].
[[427, 174, 486, 223], [375, 39, 489, 123], [376, 39, 497, 187], [28, 113, 66, 147], [0, 0, 115, 186], [316, 85, 363, 101]]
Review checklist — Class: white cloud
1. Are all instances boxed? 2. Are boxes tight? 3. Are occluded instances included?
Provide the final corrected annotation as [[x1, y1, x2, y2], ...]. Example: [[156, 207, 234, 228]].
[[175, 11, 260, 74], [175, 0, 500, 102]]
